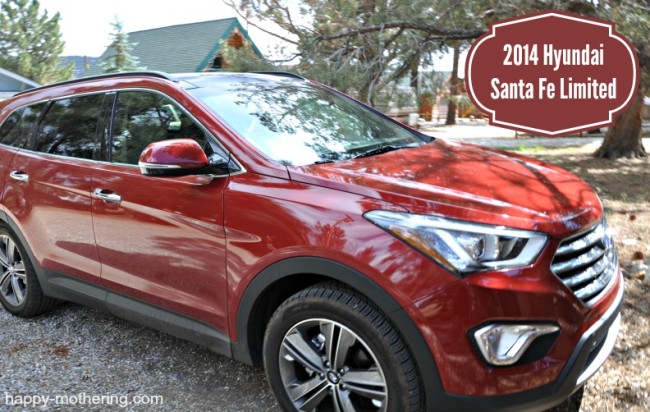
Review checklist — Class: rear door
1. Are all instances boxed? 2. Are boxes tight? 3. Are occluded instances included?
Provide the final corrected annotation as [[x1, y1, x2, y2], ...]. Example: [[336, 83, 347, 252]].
[[3, 94, 109, 284], [0, 109, 23, 203], [0, 105, 45, 208], [92, 90, 229, 330]]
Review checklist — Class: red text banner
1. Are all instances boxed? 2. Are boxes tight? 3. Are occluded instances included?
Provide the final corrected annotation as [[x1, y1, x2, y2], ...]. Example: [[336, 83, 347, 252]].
[[466, 11, 639, 136]]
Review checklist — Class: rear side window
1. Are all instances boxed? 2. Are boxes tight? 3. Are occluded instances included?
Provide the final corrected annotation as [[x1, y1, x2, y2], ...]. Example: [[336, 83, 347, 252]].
[[111, 91, 209, 165], [35, 94, 106, 159], [0, 103, 47, 149], [0, 110, 22, 147]]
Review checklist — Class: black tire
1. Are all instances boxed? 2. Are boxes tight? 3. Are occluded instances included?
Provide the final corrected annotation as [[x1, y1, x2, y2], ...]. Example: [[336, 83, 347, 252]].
[[263, 283, 423, 411], [0, 225, 58, 317]]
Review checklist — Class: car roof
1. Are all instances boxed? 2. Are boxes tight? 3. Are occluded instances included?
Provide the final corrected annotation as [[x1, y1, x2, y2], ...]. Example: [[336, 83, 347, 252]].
[[14, 71, 306, 97]]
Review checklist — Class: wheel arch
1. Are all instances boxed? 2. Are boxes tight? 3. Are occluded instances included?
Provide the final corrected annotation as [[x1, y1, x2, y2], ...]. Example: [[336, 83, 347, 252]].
[[231, 256, 443, 410], [0, 207, 62, 315], [0, 210, 53, 295], [0, 210, 36, 268]]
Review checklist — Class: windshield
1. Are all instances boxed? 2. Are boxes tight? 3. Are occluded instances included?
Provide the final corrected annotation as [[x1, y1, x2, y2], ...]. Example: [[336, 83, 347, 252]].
[[189, 77, 427, 166]]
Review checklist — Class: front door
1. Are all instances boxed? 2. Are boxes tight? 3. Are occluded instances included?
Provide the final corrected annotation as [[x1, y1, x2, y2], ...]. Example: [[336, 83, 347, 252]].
[[92, 90, 229, 331]]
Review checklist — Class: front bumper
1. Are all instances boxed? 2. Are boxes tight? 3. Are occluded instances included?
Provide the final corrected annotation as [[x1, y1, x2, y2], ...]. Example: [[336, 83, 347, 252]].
[[443, 272, 623, 412]]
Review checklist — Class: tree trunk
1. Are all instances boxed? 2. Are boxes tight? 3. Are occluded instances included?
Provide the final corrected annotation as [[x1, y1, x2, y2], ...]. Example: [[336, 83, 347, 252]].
[[594, 84, 647, 159], [446, 43, 460, 125]]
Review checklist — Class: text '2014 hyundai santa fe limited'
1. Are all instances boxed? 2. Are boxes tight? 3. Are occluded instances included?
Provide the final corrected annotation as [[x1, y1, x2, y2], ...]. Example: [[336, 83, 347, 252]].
[[0, 72, 622, 411]]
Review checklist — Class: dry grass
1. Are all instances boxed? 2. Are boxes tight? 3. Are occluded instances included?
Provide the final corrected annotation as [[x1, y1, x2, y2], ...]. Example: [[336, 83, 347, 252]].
[[517, 146, 650, 411]]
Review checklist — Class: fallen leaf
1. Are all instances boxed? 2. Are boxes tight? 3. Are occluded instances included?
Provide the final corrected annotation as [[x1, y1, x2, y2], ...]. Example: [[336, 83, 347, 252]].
[[52, 344, 70, 357], [9, 342, 28, 353]]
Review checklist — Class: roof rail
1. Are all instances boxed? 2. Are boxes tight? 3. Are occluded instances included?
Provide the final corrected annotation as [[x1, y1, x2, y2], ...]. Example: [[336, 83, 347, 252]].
[[14, 71, 175, 97], [251, 71, 306, 80]]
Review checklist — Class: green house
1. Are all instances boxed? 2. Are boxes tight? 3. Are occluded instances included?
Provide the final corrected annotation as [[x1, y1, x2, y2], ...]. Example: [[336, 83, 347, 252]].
[[93, 18, 263, 74]]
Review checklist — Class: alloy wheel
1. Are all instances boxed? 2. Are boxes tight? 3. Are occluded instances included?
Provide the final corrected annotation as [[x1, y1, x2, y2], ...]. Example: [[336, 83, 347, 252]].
[[0, 234, 27, 307], [279, 318, 388, 412]]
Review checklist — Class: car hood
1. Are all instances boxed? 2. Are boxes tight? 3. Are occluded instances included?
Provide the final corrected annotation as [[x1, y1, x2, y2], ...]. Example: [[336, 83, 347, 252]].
[[289, 139, 602, 238]]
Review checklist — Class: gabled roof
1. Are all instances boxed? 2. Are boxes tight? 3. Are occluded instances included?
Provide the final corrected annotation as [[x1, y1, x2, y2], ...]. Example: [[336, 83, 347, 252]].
[[0, 67, 40, 92], [94, 18, 263, 74]]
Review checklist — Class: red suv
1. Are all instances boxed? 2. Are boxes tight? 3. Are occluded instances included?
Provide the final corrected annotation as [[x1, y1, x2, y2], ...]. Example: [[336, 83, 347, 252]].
[[0, 72, 622, 411]]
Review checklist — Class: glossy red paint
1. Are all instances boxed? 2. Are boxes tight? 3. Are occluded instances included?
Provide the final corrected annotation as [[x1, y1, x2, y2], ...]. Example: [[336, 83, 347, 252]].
[[91, 161, 229, 330], [223, 167, 622, 397], [291, 139, 602, 239], [2, 151, 101, 283], [0, 146, 18, 204], [0, 73, 623, 409], [223, 172, 459, 338], [139, 138, 209, 169], [407, 248, 623, 396]]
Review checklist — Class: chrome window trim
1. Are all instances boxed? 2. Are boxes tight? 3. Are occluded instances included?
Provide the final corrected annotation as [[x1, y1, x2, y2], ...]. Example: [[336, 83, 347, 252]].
[[1, 86, 247, 176], [12, 151, 102, 164]]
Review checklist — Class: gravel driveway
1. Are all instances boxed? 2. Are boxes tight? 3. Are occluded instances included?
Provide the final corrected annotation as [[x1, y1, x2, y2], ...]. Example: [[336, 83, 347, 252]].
[[1, 303, 278, 411]]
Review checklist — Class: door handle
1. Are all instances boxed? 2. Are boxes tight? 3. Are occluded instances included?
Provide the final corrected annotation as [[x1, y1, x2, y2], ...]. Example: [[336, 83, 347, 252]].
[[93, 188, 122, 204], [9, 171, 29, 182]]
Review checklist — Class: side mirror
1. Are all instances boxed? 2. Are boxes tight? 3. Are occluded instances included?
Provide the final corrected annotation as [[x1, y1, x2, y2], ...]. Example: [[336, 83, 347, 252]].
[[138, 138, 209, 176]]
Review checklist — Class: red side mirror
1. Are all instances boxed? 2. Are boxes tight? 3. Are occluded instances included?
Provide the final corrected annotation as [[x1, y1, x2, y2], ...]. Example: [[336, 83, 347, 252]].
[[138, 139, 209, 176]]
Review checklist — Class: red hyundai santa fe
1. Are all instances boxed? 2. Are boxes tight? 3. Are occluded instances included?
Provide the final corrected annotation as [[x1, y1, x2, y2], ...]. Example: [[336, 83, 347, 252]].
[[0, 72, 622, 411]]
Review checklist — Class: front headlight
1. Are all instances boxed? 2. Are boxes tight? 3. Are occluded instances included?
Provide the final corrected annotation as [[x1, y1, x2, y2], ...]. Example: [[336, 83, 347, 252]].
[[364, 210, 547, 276]]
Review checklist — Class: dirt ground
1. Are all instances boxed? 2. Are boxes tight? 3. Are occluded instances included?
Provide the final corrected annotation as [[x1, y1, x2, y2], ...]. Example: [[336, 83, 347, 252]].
[[519, 146, 650, 412]]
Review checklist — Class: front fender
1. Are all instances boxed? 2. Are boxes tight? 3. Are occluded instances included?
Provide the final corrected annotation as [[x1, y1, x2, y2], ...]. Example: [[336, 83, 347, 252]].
[[231, 256, 443, 411]]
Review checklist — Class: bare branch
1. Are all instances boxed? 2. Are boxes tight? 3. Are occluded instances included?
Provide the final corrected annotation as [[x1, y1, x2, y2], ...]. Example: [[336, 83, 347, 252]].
[[224, 0, 299, 45], [267, 53, 303, 64], [315, 22, 485, 43], [268, 0, 305, 38]]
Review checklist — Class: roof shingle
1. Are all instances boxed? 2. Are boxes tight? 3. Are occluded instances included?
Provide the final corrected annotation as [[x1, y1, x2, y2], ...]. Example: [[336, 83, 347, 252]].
[[93, 18, 261, 74]]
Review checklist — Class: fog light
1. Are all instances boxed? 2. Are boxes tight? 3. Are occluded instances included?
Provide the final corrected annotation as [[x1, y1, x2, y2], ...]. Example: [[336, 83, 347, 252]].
[[474, 323, 559, 366]]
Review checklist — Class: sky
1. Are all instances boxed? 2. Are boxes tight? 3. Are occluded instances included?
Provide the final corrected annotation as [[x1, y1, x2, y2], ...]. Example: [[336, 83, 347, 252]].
[[38, 0, 461, 73], [38, 0, 267, 56]]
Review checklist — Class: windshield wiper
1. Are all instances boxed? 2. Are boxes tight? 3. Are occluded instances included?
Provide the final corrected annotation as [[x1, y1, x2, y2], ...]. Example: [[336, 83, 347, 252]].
[[311, 144, 419, 164], [312, 151, 342, 165], [351, 144, 417, 159]]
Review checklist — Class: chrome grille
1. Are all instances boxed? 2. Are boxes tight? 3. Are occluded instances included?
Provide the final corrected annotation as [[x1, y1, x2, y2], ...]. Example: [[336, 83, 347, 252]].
[[551, 221, 618, 306]]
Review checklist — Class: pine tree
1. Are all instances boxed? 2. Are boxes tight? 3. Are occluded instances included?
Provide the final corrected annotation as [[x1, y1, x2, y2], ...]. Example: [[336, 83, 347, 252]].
[[100, 17, 143, 73], [0, 0, 73, 84], [230, 0, 649, 158]]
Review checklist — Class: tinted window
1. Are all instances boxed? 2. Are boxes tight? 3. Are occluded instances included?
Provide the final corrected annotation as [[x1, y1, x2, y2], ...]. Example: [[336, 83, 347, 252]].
[[35, 94, 105, 159], [189, 78, 425, 166], [0, 110, 22, 147], [0, 103, 46, 149], [111, 91, 209, 165]]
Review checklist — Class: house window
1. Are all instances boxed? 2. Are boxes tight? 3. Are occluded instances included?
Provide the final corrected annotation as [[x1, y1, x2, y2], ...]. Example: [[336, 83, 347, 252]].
[[213, 54, 223, 69]]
